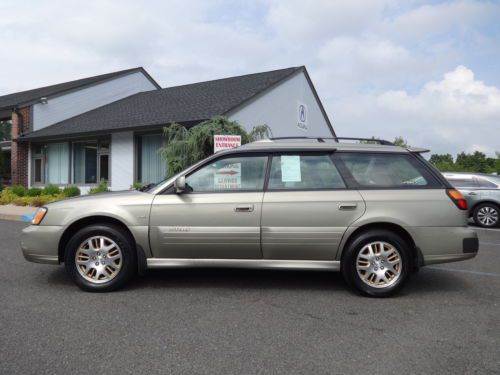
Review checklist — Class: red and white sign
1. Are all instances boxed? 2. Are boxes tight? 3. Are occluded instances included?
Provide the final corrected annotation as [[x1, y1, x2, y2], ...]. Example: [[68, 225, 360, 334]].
[[215, 162, 241, 190], [214, 135, 241, 153]]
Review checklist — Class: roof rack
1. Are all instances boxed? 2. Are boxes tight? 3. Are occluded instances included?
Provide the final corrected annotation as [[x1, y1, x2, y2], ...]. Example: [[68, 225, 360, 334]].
[[269, 136, 395, 145]]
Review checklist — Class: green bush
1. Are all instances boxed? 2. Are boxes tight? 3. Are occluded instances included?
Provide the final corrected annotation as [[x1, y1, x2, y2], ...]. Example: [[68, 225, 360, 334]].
[[42, 184, 61, 196], [62, 186, 81, 197], [26, 187, 43, 197], [12, 196, 29, 206], [89, 180, 110, 195], [11, 185, 27, 197], [130, 181, 143, 190], [0, 186, 66, 207], [0, 188, 17, 204]]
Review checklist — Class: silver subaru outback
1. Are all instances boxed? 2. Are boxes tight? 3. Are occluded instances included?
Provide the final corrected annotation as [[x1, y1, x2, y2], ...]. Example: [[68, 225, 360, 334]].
[[21, 138, 478, 297]]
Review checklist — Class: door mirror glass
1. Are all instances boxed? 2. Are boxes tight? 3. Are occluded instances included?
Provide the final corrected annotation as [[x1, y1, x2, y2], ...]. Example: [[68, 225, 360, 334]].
[[174, 176, 186, 193]]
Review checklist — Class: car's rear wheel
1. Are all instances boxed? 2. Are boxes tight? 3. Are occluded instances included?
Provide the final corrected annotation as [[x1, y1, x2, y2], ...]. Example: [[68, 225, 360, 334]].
[[341, 230, 411, 297], [473, 203, 499, 228], [64, 224, 136, 292]]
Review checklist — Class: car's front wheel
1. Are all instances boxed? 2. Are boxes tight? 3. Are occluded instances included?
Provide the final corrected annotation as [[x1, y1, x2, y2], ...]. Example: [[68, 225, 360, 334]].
[[473, 203, 500, 228], [64, 224, 136, 292], [341, 230, 411, 297]]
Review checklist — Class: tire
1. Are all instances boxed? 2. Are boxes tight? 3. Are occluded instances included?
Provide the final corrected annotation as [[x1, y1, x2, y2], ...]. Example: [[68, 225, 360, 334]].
[[341, 229, 411, 297], [473, 203, 500, 228], [64, 224, 136, 292]]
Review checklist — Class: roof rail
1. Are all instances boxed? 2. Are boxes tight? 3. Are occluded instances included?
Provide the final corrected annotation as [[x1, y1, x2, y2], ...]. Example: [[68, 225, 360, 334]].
[[334, 137, 394, 146], [269, 136, 395, 145]]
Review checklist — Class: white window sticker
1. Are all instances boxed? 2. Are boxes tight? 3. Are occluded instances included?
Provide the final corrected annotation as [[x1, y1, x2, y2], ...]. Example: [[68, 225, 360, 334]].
[[214, 162, 241, 190], [281, 155, 301, 182]]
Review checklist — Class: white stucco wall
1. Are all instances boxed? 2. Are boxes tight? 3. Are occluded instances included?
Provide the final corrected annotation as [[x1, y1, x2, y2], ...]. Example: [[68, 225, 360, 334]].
[[32, 72, 157, 131], [228, 71, 333, 138], [110, 131, 134, 191]]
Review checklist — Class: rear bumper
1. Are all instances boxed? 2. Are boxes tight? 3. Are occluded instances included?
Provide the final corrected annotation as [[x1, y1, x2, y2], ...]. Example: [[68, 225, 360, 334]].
[[411, 226, 479, 266], [20, 225, 64, 265]]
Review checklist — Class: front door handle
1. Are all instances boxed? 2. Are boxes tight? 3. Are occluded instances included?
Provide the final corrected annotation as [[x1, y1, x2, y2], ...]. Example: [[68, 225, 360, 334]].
[[338, 203, 358, 210], [469, 192, 477, 196], [234, 204, 254, 212]]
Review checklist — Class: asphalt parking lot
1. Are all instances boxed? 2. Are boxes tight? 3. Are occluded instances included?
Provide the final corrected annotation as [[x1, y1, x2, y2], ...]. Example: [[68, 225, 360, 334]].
[[1, 220, 499, 374]]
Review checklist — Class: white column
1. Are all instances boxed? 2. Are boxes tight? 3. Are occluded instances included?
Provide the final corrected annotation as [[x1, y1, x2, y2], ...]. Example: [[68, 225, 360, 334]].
[[111, 131, 134, 191]]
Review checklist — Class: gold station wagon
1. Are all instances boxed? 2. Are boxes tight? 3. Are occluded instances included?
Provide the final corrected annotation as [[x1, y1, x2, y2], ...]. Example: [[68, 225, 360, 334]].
[[21, 137, 478, 297]]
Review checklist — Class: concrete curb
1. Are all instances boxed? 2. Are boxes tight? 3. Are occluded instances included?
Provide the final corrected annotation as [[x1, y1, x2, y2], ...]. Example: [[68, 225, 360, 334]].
[[0, 213, 25, 222], [0, 206, 38, 223]]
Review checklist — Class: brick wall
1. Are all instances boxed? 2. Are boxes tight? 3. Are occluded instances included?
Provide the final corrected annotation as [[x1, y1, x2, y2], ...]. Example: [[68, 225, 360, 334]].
[[11, 107, 31, 187]]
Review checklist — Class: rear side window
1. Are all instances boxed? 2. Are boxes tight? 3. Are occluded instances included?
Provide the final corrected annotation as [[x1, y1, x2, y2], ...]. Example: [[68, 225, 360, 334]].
[[336, 153, 440, 188], [448, 178, 477, 188], [268, 154, 345, 190], [476, 178, 498, 188]]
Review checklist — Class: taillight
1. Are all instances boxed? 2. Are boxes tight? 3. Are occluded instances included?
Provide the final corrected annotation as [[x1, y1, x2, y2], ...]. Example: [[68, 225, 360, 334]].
[[446, 189, 468, 210]]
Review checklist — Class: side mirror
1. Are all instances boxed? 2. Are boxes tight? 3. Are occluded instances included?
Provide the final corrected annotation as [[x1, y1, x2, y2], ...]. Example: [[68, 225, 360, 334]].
[[174, 176, 186, 193]]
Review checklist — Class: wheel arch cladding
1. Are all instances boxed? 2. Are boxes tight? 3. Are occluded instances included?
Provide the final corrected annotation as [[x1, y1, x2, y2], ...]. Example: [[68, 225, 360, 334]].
[[341, 222, 421, 268], [58, 216, 140, 264]]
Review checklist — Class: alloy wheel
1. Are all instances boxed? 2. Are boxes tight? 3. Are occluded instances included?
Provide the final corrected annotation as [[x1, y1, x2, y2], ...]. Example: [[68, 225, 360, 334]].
[[75, 236, 123, 284], [477, 206, 499, 227], [356, 241, 402, 289]]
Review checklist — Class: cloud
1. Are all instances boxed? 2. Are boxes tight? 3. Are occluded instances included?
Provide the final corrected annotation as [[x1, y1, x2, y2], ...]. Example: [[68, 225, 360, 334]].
[[314, 36, 430, 95], [331, 66, 500, 156], [267, 0, 395, 43], [380, 0, 500, 41], [0, 0, 498, 156]]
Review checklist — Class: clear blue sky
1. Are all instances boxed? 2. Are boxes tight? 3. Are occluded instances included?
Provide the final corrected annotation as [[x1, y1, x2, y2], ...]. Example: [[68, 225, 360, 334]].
[[1, 0, 499, 156]]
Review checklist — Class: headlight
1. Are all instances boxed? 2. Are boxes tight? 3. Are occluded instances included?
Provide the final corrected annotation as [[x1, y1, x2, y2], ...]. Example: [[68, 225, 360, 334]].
[[32, 207, 48, 225]]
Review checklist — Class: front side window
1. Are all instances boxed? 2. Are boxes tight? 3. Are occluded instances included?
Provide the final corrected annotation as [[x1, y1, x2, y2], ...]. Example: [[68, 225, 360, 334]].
[[337, 153, 439, 188], [268, 154, 345, 190], [186, 155, 267, 193]]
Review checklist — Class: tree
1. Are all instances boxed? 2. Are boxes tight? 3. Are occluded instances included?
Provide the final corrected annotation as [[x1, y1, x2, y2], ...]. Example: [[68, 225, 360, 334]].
[[429, 151, 500, 173], [159, 116, 272, 177], [393, 136, 409, 147], [429, 154, 454, 165], [455, 151, 489, 173]]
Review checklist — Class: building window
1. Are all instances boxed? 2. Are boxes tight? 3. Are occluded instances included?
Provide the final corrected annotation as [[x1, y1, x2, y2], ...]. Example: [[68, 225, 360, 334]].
[[138, 134, 166, 184], [73, 141, 110, 184], [31, 145, 44, 185], [31, 140, 110, 186], [46, 143, 69, 184]]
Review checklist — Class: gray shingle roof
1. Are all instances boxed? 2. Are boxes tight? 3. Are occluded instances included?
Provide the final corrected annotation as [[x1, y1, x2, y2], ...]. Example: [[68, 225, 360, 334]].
[[20, 67, 302, 141], [0, 67, 159, 111]]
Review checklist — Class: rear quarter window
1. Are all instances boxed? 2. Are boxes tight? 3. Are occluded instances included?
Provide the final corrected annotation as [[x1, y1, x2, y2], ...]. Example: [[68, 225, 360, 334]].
[[335, 153, 441, 188], [447, 178, 477, 188]]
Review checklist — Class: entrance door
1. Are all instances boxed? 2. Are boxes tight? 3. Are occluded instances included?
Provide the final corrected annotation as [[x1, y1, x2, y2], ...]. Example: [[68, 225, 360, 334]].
[[149, 154, 268, 259]]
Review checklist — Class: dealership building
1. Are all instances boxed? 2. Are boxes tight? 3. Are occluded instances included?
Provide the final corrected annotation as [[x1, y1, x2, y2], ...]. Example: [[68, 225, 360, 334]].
[[0, 66, 334, 193]]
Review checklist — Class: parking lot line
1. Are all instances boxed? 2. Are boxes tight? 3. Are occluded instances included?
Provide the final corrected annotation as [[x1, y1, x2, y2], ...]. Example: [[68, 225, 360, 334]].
[[479, 241, 500, 247], [428, 266, 500, 278]]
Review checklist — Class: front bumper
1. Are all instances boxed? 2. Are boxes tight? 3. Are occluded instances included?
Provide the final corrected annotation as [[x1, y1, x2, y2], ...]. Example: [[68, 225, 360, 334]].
[[20, 225, 64, 265]]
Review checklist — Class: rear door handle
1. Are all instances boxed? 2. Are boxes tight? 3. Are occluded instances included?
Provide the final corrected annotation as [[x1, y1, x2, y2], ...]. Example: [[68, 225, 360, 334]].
[[469, 192, 477, 196], [234, 204, 254, 212], [338, 203, 358, 210]]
